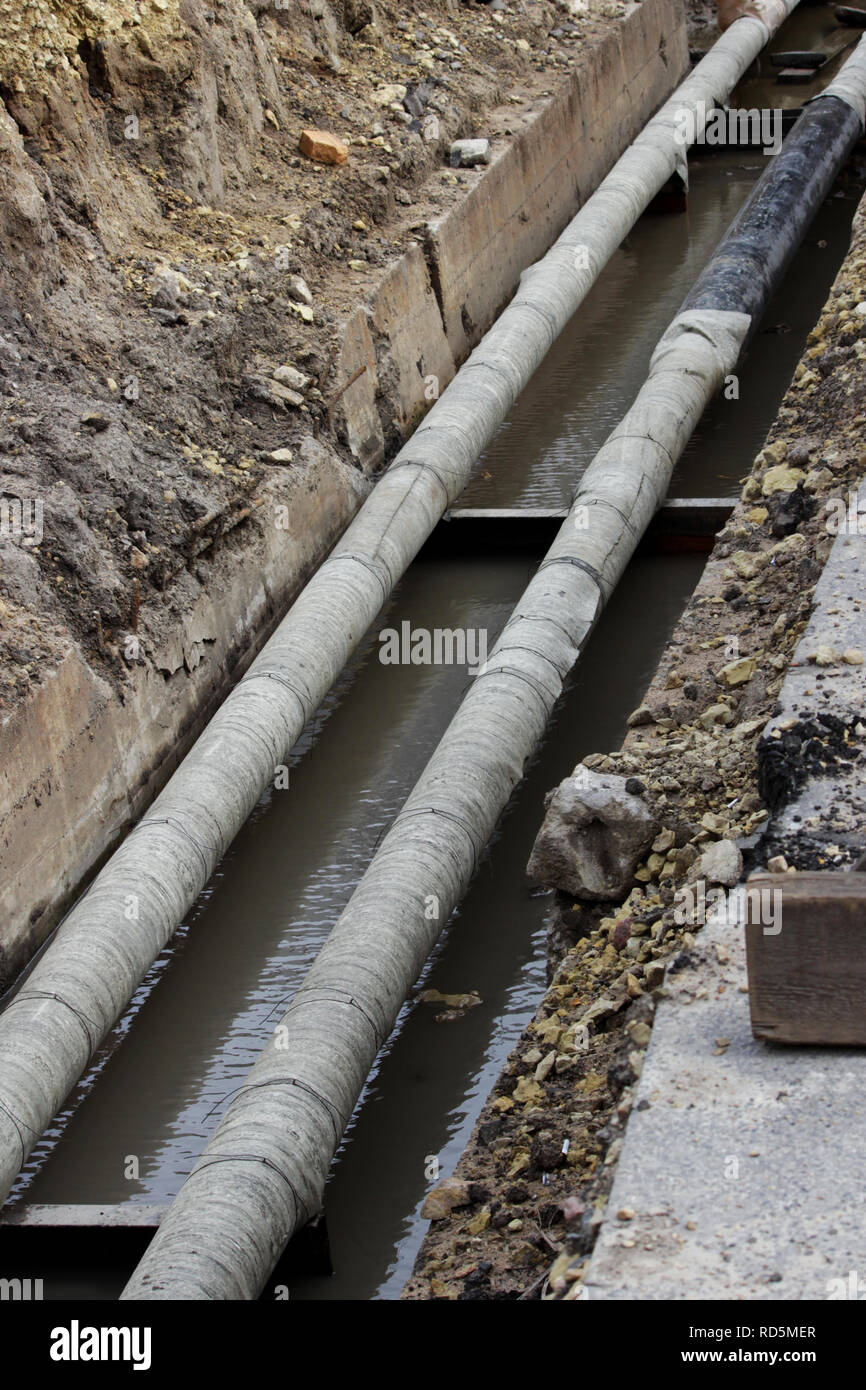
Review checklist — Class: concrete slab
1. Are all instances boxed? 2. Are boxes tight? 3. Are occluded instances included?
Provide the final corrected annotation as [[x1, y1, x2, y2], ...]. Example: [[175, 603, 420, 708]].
[[584, 915, 866, 1300]]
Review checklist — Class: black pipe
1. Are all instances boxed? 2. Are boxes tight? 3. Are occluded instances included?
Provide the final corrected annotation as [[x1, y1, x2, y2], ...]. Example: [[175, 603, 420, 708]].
[[682, 94, 862, 332]]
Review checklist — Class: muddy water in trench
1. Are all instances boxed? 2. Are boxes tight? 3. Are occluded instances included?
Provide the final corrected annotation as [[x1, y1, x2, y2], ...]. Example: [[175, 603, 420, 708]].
[[6, 548, 703, 1300], [459, 152, 864, 508], [6, 134, 862, 1301], [5, 546, 704, 1296]]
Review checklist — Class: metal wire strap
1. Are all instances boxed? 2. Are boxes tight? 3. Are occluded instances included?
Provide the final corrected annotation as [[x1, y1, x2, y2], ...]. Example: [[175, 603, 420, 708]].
[[137, 814, 212, 878], [283, 988, 383, 1050], [392, 804, 483, 877], [233, 1077, 343, 1147], [6, 989, 99, 1056], [601, 430, 676, 467], [491, 641, 569, 679], [511, 295, 560, 339], [571, 494, 639, 538], [474, 661, 559, 704], [321, 551, 393, 605], [509, 609, 582, 648], [460, 356, 518, 397], [387, 456, 453, 506], [538, 553, 604, 590], [0, 1097, 39, 1168], [189, 1152, 311, 1224], [239, 669, 309, 724]]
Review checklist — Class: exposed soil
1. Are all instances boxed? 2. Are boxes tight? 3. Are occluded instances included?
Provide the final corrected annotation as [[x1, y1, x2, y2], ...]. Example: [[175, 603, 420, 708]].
[[402, 181, 866, 1301], [0, 0, 627, 712]]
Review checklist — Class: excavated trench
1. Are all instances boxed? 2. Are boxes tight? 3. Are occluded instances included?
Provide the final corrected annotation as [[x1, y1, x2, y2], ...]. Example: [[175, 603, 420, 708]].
[[3, 123, 864, 1298]]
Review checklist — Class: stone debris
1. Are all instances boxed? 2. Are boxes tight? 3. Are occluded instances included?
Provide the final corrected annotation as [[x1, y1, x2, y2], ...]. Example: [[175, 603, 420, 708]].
[[762, 463, 805, 495], [717, 656, 757, 687], [449, 138, 491, 168], [686, 839, 743, 889], [527, 768, 659, 900], [272, 364, 310, 392], [421, 1177, 472, 1220], [298, 129, 349, 166], [371, 82, 407, 108], [286, 276, 313, 307]]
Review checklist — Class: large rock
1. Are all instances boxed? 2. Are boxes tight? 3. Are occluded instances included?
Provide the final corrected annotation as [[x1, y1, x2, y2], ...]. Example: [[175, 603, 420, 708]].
[[449, 138, 491, 168], [527, 768, 659, 900]]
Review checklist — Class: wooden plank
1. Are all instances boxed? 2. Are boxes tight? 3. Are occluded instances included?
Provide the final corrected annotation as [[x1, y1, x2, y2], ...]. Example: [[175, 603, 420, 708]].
[[745, 871, 866, 1044], [446, 507, 567, 522], [445, 498, 737, 529], [655, 498, 738, 534], [770, 50, 827, 68], [835, 6, 866, 29], [428, 498, 736, 557], [1, 1203, 165, 1228], [776, 66, 818, 83]]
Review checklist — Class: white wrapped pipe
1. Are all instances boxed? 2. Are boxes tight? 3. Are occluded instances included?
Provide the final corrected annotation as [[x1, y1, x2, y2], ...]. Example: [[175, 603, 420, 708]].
[[813, 32, 866, 126], [0, 6, 796, 1204], [121, 307, 751, 1300]]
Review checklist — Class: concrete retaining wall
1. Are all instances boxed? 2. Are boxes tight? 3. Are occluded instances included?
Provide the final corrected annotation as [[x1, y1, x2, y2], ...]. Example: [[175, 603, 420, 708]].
[[0, 0, 689, 988]]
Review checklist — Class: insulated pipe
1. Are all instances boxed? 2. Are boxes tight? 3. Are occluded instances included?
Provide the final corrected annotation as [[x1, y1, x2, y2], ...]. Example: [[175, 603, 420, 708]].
[[122, 34, 866, 1304], [0, 6, 798, 1204], [682, 51, 866, 322], [123, 314, 749, 1301]]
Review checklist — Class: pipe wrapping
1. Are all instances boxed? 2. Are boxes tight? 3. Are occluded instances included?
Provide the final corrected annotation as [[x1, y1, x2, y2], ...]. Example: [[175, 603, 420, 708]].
[[809, 33, 866, 127]]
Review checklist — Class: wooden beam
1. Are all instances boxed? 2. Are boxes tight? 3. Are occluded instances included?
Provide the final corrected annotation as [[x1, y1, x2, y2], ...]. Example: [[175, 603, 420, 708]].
[[427, 499, 737, 555], [745, 871, 866, 1044], [1, 1203, 165, 1228]]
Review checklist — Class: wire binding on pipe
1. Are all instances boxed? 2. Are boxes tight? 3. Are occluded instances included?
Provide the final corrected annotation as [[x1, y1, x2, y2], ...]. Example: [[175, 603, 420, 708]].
[[473, 662, 561, 705], [235, 1078, 343, 1146], [573, 495, 641, 538], [136, 815, 213, 878], [0, 1098, 38, 1169], [507, 610, 586, 648], [494, 641, 576, 680], [5, 990, 99, 1057], [508, 296, 562, 340], [391, 804, 484, 876], [320, 551, 393, 605], [538, 553, 606, 590], [203, 1077, 343, 1146], [386, 457, 454, 506], [599, 431, 676, 466], [187, 1152, 311, 1225], [283, 988, 384, 1049], [460, 357, 521, 394], [239, 670, 310, 725]]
